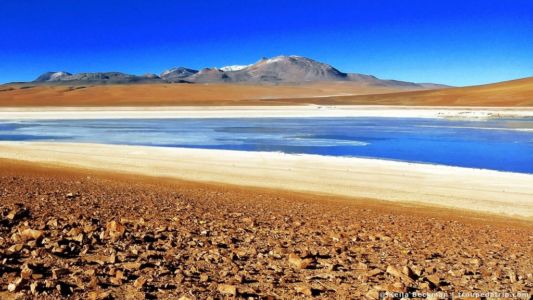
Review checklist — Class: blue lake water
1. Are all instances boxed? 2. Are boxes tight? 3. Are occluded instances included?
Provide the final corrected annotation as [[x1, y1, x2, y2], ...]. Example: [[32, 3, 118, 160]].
[[1, 117, 532, 174]]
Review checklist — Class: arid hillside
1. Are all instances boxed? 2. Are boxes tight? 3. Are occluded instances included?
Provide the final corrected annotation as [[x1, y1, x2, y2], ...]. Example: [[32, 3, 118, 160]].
[[0, 83, 409, 107], [307, 77, 533, 107], [0, 77, 531, 107], [0, 159, 531, 298]]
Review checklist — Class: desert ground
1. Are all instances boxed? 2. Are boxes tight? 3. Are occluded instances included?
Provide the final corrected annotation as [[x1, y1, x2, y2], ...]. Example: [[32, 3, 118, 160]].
[[0, 82, 405, 107], [1, 159, 532, 299], [0, 78, 532, 299], [0, 77, 532, 107]]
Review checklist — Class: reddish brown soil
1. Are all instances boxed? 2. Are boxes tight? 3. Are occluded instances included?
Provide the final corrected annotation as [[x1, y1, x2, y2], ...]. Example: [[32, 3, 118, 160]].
[[0, 159, 532, 299], [0, 77, 532, 107], [0, 83, 402, 107]]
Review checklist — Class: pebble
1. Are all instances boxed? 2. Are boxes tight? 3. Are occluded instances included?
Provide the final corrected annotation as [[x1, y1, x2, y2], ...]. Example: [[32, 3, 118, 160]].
[[0, 170, 530, 299]]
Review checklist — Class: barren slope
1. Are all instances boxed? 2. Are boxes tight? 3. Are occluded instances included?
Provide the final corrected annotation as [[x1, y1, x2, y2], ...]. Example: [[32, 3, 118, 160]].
[[0, 77, 531, 107], [0, 83, 406, 107], [0, 159, 531, 299], [299, 77, 533, 107]]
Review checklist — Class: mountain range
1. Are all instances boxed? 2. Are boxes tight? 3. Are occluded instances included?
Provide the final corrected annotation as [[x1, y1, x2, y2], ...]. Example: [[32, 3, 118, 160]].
[[27, 55, 446, 89]]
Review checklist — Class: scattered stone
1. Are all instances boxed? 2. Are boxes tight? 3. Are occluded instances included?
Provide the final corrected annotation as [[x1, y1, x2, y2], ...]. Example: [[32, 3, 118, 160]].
[[295, 284, 313, 296], [88, 291, 111, 300], [386, 265, 414, 283], [30, 282, 40, 295], [8, 278, 23, 292], [288, 253, 313, 269], [133, 276, 147, 289], [0, 168, 530, 299], [402, 265, 417, 280], [426, 274, 441, 287], [365, 289, 381, 299], [20, 264, 33, 279], [20, 228, 43, 240], [367, 268, 383, 277], [217, 284, 237, 296], [105, 220, 125, 240]]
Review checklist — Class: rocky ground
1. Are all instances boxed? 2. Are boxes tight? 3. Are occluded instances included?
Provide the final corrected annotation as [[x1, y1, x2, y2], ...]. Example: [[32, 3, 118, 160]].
[[0, 160, 532, 299]]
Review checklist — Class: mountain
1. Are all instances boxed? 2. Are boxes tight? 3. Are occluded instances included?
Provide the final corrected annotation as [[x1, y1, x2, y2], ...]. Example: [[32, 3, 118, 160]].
[[160, 67, 198, 82], [35, 71, 72, 81], [26, 55, 446, 88], [226, 56, 348, 83], [34, 72, 162, 84], [187, 68, 231, 83]]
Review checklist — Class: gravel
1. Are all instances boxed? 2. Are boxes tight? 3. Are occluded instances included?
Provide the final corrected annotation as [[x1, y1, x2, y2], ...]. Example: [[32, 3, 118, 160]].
[[0, 162, 531, 299]]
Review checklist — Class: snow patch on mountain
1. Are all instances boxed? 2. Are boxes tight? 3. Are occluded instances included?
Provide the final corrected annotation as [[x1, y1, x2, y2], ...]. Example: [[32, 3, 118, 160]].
[[220, 65, 250, 72]]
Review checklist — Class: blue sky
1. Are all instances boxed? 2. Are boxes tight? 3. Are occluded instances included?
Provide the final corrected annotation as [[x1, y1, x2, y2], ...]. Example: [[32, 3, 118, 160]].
[[0, 0, 531, 86]]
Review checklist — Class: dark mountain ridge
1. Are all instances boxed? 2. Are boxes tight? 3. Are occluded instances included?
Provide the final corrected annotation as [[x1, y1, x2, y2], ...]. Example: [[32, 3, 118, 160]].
[[28, 55, 447, 88]]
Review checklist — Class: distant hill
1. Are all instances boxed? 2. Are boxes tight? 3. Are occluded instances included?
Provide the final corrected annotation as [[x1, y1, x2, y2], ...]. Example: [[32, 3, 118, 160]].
[[1, 76, 531, 107], [298, 77, 533, 106], [160, 67, 198, 82], [33, 71, 162, 84], [25, 55, 446, 89]]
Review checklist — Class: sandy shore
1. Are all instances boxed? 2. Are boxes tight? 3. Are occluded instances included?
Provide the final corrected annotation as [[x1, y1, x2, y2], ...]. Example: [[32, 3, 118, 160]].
[[1, 105, 533, 120], [0, 141, 532, 219]]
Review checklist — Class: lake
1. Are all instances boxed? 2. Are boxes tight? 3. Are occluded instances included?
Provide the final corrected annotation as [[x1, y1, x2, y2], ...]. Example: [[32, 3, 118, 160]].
[[1, 117, 532, 173]]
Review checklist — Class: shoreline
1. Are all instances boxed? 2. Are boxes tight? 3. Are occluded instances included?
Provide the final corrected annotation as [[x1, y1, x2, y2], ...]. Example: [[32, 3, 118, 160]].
[[1, 105, 533, 120], [1, 141, 532, 219]]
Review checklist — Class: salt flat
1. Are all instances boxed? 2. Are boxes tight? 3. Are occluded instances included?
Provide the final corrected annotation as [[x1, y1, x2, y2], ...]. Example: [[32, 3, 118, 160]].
[[0, 141, 532, 219], [0, 105, 532, 120]]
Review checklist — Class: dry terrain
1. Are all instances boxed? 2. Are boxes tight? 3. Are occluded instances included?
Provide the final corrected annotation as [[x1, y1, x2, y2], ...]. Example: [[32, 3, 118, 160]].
[[312, 77, 533, 107], [0, 160, 532, 299], [1, 142, 532, 218], [0, 83, 403, 107], [0, 77, 532, 107]]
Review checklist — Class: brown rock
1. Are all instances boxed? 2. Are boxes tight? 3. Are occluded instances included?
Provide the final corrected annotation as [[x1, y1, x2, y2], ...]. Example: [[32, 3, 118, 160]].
[[386, 265, 414, 283], [88, 291, 111, 300], [8, 278, 23, 292], [105, 220, 126, 240], [20, 228, 43, 240], [367, 268, 383, 277], [124, 288, 145, 300], [365, 289, 381, 300], [88, 276, 99, 289], [288, 253, 312, 269], [295, 284, 313, 296], [217, 284, 237, 296], [30, 282, 40, 295], [133, 276, 147, 289], [402, 265, 417, 279], [46, 218, 58, 227], [19, 263, 33, 278], [508, 271, 518, 283], [122, 261, 142, 270], [7, 205, 29, 222], [82, 254, 113, 265], [110, 269, 125, 285], [52, 268, 69, 279], [0, 291, 20, 300], [426, 274, 440, 286]]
